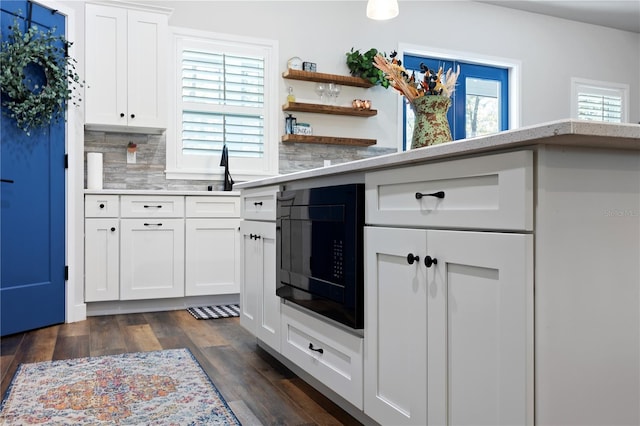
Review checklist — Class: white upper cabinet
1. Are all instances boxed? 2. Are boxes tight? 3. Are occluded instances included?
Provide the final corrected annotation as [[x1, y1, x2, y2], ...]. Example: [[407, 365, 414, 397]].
[[85, 3, 170, 133]]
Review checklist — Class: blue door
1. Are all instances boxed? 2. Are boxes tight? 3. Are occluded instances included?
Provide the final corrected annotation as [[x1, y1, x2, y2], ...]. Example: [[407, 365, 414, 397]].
[[1, 1, 66, 336]]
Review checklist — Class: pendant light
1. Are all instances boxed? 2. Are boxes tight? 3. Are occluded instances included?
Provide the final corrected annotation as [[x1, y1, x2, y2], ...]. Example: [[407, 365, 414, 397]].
[[366, 0, 399, 20]]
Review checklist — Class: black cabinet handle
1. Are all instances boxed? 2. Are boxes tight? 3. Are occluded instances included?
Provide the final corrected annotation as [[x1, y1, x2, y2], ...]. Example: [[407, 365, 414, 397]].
[[130, 113, 135, 119], [110, 227, 116, 232], [308, 343, 324, 354], [143, 223, 163, 227], [1, 178, 14, 183], [415, 191, 445, 199], [99, 203, 105, 209], [254, 201, 263, 206], [249, 233, 261, 240], [424, 256, 438, 268], [407, 253, 420, 264], [143, 205, 162, 208], [120, 113, 125, 118]]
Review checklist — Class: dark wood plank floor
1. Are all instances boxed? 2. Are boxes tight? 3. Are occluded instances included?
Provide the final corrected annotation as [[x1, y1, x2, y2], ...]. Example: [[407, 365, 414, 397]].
[[0, 310, 362, 425]]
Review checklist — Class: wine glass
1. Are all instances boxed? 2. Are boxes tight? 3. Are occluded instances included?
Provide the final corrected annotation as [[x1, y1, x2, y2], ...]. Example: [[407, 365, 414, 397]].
[[315, 83, 326, 103], [329, 83, 341, 104]]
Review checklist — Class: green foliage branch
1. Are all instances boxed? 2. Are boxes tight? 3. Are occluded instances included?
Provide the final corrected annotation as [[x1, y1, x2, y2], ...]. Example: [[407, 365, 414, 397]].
[[345, 48, 390, 88], [0, 16, 82, 134]]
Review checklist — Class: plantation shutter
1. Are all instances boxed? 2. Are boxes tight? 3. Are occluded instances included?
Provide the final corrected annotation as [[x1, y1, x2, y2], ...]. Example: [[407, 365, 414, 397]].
[[576, 85, 623, 123], [181, 49, 265, 158]]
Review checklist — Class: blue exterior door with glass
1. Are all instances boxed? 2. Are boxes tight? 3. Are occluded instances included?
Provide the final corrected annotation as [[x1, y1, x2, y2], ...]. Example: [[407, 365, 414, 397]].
[[403, 53, 509, 149]]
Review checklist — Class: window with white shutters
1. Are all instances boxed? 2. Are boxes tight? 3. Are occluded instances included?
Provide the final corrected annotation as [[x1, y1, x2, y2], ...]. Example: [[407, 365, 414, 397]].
[[167, 29, 278, 181], [572, 78, 628, 123]]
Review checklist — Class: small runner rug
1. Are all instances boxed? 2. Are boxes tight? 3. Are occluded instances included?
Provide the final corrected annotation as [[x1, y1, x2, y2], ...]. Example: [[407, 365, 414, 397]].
[[188, 304, 240, 320], [0, 348, 241, 425]]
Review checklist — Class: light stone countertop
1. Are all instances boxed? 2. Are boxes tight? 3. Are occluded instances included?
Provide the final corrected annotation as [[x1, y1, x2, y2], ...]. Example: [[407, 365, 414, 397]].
[[84, 189, 240, 196], [235, 119, 640, 190]]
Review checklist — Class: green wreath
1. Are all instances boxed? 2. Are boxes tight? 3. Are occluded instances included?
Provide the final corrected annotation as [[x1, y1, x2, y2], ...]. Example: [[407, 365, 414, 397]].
[[0, 16, 82, 134]]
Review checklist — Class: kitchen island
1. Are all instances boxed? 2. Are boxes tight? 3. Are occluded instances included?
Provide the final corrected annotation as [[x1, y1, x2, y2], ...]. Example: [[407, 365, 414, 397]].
[[236, 119, 640, 426]]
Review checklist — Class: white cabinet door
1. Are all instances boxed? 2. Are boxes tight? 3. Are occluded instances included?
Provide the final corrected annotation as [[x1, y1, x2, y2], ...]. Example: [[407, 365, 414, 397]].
[[85, 219, 120, 302], [125, 9, 167, 129], [364, 226, 428, 426], [427, 230, 533, 426], [120, 219, 184, 300], [85, 4, 127, 127], [364, 227, 533, 426], [185, 218, 240, 296], [240, 220, 279, 351], [256, 221, 278, 351], [85, 4, 167, 131], [240, 221, 259, 334]]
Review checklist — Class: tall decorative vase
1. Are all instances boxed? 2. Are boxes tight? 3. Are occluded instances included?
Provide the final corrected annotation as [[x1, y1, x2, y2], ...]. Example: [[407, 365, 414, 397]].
[[410, 95, 452, 149]]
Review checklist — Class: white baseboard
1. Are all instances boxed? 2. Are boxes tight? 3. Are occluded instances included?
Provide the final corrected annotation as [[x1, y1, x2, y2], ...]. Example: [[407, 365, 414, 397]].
[[86, 294, 239, 317]]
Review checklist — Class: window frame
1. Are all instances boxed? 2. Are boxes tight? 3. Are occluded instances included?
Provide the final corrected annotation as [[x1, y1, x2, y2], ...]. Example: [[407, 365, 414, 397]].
[[397, 44, 521, 151], [571, 77, 629, 123], [166, 27, 279, 181]]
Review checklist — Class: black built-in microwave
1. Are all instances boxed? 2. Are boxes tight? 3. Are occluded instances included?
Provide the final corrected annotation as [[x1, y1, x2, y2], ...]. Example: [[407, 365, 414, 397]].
[[276, 183, 365, 329]]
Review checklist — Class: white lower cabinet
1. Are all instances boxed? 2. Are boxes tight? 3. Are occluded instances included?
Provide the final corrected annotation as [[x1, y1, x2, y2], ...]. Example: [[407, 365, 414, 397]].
[[85, 219, 120, 302], [364, 226, 533, 426], [185, 218, 240, 296], [85, 194, 240, 304], [240, 220, 279, 351], [120, 219, 185, 300]]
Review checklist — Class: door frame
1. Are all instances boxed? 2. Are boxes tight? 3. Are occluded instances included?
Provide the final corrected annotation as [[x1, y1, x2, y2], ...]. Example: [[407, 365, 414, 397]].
[[36, 0, 85, 323]]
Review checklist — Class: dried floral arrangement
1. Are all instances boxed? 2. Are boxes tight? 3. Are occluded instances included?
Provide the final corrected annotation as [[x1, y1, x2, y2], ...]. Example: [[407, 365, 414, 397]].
[[373, 52, 460, 104]]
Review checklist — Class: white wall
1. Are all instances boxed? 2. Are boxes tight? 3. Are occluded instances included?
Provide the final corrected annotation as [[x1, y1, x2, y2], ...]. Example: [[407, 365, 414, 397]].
[[137, 0, 639, 149]]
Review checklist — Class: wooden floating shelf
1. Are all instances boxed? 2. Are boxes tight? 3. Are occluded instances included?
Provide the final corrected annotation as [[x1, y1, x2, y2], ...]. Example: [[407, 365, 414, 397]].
[[282, 101, 377, 117], [283, 69, 373, 88], [282, 134, 376, 147]]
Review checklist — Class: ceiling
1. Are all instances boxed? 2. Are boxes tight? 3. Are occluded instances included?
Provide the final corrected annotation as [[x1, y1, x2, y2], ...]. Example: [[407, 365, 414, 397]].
[[474, 1, 640, 33]]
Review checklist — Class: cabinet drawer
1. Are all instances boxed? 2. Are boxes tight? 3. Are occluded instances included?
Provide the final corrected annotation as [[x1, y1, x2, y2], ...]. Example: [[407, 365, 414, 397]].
[[241, 186, 278, 221], [280, 303, 363, 409], [85, 195, 119, 217], [121, 196, 184, 218], [186, 196, 240, 218], [366, 150, 533, 231]]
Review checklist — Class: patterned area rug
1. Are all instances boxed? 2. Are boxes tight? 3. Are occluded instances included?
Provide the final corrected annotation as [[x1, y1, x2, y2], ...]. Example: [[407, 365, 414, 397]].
[[0, 348, 241, 425], [188, 304, 240, 320]]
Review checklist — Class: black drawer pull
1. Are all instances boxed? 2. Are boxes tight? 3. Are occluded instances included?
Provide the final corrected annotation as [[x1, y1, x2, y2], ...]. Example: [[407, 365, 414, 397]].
[[143, 205, 163, 208], [130, 113, 135, 119], [99, 203, 105, 209], [254, 201, 263, 206], [120, 112, 125, 118], [143, 223, 163, 227], [308, 343, 324, 354], [110, 227, 116, 232], [407, 253, 420, 264], [249, 233, 261, 240], [1, 178, 14, 183], [424, 256, 438, 268], [415, 191, 445, 199]]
